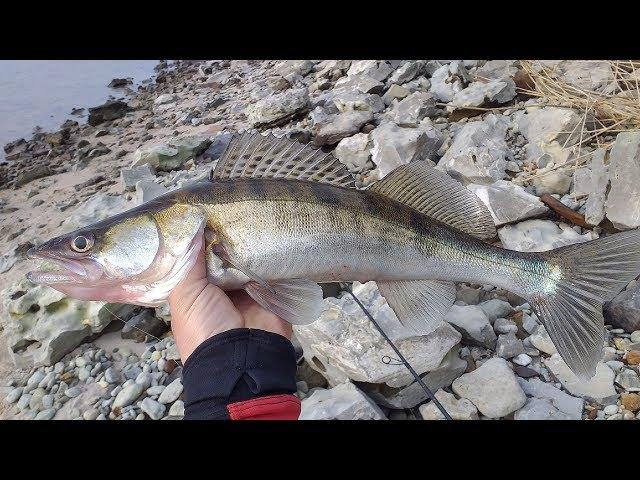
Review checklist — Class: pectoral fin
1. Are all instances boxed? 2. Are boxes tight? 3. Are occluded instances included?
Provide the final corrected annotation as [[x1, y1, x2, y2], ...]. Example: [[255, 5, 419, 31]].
[[244, 278, 324, 325], [377, 279, 456, 334]]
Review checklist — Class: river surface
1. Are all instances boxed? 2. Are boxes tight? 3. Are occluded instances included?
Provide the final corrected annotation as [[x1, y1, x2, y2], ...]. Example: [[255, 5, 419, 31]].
[[0, 60, 159, 157]]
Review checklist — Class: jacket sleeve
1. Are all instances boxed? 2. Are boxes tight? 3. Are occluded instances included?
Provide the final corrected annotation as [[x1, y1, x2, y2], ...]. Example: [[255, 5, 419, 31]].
[[181, 328, 301, 420]]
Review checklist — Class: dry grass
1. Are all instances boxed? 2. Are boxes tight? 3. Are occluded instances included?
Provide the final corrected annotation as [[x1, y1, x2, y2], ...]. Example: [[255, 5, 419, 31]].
[[517, 60, 640, 182]]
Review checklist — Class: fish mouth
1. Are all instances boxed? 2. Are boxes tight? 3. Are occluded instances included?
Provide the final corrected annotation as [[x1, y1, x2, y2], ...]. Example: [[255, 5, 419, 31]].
[[26, 248, 99, 285]]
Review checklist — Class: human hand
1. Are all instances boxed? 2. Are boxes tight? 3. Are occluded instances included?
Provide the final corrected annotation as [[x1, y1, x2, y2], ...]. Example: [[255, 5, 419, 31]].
[[167, 243, 292, 363]]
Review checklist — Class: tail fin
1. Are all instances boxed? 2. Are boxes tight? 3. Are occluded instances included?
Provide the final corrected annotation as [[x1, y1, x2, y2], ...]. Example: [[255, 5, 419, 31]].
[[533, 229, 640, 379]]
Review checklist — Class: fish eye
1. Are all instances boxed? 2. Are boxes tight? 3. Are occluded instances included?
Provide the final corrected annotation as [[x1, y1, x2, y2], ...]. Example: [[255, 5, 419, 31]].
[[71, 235, 93, 253]]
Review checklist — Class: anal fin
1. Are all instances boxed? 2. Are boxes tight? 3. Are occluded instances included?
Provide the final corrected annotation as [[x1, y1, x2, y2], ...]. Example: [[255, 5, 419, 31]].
[[377, 279, 456, 335], [244, 278, 324, 325]]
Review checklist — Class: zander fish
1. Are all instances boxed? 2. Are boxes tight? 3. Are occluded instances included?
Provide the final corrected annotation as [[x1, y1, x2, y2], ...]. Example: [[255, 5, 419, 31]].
[[27, 133, 640, 379]]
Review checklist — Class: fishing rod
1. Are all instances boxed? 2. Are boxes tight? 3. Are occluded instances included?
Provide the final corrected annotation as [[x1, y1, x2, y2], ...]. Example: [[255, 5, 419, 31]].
[[339, 282, 453, 421]]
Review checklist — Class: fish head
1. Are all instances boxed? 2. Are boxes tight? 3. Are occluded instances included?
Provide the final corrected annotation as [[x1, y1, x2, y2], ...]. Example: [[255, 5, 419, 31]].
[[27, 203, 205, 306]]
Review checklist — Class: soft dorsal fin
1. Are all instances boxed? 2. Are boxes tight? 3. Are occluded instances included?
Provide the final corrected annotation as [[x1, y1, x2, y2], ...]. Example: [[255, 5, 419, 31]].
[[210, 132, 356, 188], [369, 162, 497, 240]]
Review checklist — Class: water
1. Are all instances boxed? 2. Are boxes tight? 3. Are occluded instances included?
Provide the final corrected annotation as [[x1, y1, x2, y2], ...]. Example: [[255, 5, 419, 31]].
[[0, 60, 159, 157]]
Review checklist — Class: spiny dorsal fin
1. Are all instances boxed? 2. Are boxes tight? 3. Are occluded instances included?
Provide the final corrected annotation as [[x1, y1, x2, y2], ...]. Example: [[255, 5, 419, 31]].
[[210, 132, 356, 188], [369, 162, 497, 240]]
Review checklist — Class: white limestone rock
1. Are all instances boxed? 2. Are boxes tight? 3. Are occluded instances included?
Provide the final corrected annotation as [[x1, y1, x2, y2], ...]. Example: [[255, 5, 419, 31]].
[[452, 358, 526, 418]]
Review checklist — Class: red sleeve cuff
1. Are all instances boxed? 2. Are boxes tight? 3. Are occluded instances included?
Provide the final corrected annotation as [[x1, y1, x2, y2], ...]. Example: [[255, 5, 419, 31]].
[[227, 394, 301, 420]]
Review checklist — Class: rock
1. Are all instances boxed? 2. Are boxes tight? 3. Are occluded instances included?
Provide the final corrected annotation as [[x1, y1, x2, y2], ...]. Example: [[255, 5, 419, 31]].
[[467, 180, 548, 226], [529, 324, 557, 355], [334, 133, 371, 172], [452, 357, 526, 418], [418, 389, 478, 420], [479, 299, 513, 322], [168, 400, 185, 417], [312, 110, 373, 146], [604, 132, 640, 230], [517, 377, 583, 419], [360, 346, 467, 408], [496, 332, 525, 359], [5, 387, 23, 403], [543, 60, 614, 92], [370, 121, 443, 178], [474, 60, 519, 81], [135, 180, 167, 204], [605, 283, 640, 333], [62, 194, 128, 231], [616, 369, 640, 391], [103, 367, 122, 384], [517, 106, 583, 166], [16, 393, 32, 411], [513, 353, 532, 366], [299, 382, 386, 420], [389, 61, 425, 84], [154, 93, 178, 106], [275, 60, 314, 77], [65, 387, 82, 398], [158, 378, 183, 404], [544, 354, 616, 403], [627, 351, 640, 365], [498, 219, 596, 252], [1, 279, 136, 368], [621, 393, 640, 412], [382, 84, 410, 105], [108, 78, 131, 88], [532, 170, 572, 196], [444, 305, 497, 348], [571, 167, 592, 197], [246, 88, 309, 128], [429, 62, 470, 102], [121, 309, 168, 342], [494, 318, 518, 335], [14, 165, 53, 188], [386, 91, 438, 127], [202, 133, 233, 162], [120, 164, 156, 191], [83, 408, 100, 420], [585, 149, 609, 226], [131, 135, 210, 172], [334, 74, 384, 95], [140, 397, 166, 420], [34, 408, 57, 420], [514, 398, 573, 420], [88, 100, 131, 126], [451, 79, 516, 108], [0, 244, 27, 274], [113, 383, 144, 409], [146, 385, 165, 396], [437, 114, 511, 184], [294, 281, 461, 388], [346, 61, 393, 83]]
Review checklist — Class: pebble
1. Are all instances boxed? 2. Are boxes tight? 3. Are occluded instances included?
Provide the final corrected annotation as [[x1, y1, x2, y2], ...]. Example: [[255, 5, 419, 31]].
[[16, 394, 32, 411], [158, 378, 183, 404], [146, 385, 166, 396], [168, 400, 185, 417], [604, 404, 618, 415], [65, 387, 82, 398], [630, 331, 640, 343], [512, 353, 532, 366], [104, 367, 121, 384], [5, 387, 23, 403], [112, 383, 144, 409], [140, 397, 166, 420], [83, 409, 100, 420], [34, 408, 56, 420]]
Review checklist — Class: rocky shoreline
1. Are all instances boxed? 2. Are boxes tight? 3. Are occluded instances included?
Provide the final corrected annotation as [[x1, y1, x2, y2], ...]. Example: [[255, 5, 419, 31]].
[[1, 60, 639, 420]]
